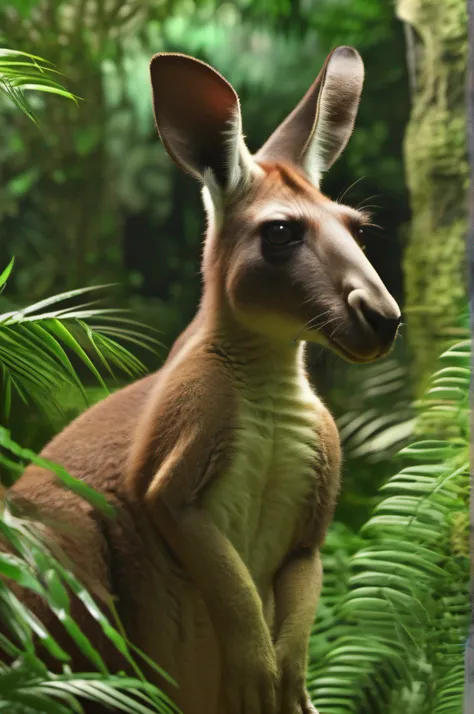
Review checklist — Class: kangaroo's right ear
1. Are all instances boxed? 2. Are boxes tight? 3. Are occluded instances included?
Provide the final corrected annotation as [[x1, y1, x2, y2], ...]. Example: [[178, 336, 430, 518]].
[[255, 46, 364, 186], [150, 53, 254, 194]]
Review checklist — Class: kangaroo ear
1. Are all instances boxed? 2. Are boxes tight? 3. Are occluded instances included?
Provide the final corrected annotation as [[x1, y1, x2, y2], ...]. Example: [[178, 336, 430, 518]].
[[256, 46, 364, 185], [150, 53, 253, 193]]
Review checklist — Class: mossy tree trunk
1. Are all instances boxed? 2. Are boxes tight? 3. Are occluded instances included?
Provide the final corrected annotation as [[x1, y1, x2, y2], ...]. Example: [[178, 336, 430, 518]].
[[396, 0, 468, 391], [467, 2, 474, 711]]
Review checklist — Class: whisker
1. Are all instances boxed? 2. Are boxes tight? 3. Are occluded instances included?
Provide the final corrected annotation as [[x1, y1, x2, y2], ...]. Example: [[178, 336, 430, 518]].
[[311, 318, 344, 352], [356, 193, 382, 206], [337, 176, 366, 204], [317, 321, 344, 352], [356, 202, 383, 213], [292, 317, 322, 344], [306, 319, 344, 369], [364, 222, 384, 232], [307, 344, 327, 369], [326, 321, 344, 344], [291, 313, 341, 345], [300, 299, 332, 318]]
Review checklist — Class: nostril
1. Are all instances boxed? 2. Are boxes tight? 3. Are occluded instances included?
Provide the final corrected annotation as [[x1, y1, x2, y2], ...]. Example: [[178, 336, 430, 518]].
[[359, 301, 401, 341]]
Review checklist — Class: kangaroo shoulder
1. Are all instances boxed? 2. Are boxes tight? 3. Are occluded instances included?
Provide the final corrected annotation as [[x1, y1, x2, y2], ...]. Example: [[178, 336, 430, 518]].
[[126, 349, 238, 496]]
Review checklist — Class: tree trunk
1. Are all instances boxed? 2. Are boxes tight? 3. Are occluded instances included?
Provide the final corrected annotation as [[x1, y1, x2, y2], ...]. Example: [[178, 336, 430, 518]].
[[396, 0, 468, 391], [466, 1, 474, 711]]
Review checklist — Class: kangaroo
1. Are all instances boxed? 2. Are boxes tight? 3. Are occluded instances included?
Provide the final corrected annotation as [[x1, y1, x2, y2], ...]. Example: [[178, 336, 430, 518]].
[[5, 47, 400, 714]]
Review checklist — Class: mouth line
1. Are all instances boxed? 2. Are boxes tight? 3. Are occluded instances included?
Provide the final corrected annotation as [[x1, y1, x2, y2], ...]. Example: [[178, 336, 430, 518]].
[[332, 339, 379, 363], [307, 325, 393, 363], [323, 333, 382, 363]]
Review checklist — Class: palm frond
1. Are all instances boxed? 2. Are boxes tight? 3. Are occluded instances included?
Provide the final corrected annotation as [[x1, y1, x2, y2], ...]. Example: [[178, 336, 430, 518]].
[[0, 477, 178, 714], [0, 273, 162, 424], [0, 49, 78, 123], [0, 428, 115, 515]]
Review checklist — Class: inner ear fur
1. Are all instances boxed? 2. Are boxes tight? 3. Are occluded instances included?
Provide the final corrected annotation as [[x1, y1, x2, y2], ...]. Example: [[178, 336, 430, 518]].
[[149, 53, 243, 188], [256, 46, 364, 184]]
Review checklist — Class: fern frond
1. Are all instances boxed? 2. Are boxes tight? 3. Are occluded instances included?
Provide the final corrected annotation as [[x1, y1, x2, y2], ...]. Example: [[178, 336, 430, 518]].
[[310, 331, 470, 714]]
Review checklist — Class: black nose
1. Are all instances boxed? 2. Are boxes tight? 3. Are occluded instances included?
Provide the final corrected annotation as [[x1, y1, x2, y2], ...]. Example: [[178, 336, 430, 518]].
[[360, 301, 401, 343]]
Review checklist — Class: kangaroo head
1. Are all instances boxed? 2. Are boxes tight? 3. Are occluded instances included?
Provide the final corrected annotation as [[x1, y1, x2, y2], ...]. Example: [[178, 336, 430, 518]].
[[149, 47, 401, 363]]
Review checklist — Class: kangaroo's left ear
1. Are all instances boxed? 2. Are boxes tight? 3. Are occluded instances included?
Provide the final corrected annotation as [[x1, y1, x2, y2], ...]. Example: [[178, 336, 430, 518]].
[[256, 46, 364, 186]]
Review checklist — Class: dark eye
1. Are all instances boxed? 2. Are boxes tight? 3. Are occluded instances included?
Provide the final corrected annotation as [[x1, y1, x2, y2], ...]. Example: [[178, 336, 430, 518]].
[[353, 224, 367, 251], [260, 220, 303, 247]]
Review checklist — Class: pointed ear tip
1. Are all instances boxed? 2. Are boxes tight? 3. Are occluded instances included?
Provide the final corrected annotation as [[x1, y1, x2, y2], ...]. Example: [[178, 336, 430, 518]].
[[332, 46, 364, 65], [333, 45, 360, 57], [149, 52, 172, 79], [149, 52, 191, 72], [149, 53, 238, 98]]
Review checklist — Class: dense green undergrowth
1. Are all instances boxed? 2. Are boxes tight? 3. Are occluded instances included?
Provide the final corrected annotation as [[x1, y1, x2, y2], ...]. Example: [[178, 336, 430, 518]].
[[310, 326, 470, 714], [0, 269, 173, 712]]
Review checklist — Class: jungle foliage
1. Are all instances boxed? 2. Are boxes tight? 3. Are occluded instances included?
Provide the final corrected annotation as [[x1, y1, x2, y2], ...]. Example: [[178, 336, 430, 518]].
[[0, 1, 470, 713], [309, 322, 470, 714]]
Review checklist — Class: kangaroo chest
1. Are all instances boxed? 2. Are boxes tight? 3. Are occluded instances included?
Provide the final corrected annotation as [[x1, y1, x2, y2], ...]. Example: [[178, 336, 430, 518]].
[[203, 368, 321, 588]]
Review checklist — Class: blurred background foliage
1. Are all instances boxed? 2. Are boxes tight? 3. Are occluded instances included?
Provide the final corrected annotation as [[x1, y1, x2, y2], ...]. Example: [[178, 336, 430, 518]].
[[0, 0, 469, 712]]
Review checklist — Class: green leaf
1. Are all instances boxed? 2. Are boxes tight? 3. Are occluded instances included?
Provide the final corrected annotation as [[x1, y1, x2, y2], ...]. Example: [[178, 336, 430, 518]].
[[0, 258, 14, 292], [0, 428, 115, 518], [0, 48, 78, 121], [399, 440, 462, 461], [0, 584, 70, 661], [0, 553, 43, 595]]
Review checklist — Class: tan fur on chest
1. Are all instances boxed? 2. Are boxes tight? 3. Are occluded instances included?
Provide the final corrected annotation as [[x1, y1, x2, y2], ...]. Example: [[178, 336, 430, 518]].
[[203, 365, 321, 590]]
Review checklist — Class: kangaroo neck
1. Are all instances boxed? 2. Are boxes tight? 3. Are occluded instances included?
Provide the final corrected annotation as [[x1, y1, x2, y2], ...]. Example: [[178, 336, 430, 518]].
[[192, 285, 305, 381]]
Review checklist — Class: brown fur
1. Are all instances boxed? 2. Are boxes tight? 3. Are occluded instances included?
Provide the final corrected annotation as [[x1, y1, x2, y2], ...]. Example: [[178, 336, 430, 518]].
[[2, 48, 401, 714]]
